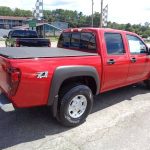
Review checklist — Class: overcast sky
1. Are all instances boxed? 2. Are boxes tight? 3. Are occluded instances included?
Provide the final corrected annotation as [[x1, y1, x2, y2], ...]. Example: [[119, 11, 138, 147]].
[[1, 0, 150, 24]]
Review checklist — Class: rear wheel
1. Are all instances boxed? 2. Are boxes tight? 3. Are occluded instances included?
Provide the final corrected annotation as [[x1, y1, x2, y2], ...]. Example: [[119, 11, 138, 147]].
[[57, 84, 93, 127]]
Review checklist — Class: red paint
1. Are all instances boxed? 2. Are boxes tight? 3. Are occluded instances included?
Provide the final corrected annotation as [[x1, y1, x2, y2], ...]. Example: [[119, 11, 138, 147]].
[[0, 28, 149, 108]]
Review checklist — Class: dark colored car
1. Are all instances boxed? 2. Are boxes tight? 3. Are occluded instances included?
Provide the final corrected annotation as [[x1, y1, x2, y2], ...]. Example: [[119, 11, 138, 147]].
[[3, 30, 51, 47]]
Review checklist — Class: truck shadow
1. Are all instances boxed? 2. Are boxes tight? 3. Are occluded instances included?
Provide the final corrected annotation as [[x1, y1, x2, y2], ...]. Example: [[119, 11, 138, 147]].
[[0, 83, 149, 149], [92, 83, 149, 113]]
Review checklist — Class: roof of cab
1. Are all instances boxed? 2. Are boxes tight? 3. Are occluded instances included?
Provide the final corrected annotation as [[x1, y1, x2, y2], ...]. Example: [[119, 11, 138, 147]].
[[63, 27, 138, 36]]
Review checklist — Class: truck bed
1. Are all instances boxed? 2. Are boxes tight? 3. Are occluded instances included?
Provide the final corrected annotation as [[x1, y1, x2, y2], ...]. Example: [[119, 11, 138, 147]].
[[0, 47, 97, 59]]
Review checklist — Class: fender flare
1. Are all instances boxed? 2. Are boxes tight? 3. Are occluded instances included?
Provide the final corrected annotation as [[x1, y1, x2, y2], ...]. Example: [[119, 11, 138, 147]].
[[48, 65, 100, 117]]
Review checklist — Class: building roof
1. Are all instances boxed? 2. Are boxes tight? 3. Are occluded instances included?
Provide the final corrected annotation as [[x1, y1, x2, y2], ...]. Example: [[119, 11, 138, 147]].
[[13, 23, 62, 31], [13, 24, 29, 29], [0, 16, 29, 20], [36, 23, 62, 30]]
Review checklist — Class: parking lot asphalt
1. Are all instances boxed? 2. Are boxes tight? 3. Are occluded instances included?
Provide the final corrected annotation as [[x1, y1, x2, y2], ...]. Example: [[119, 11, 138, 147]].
[[0, 83, 150, 150], [0, 40, 150, 149]]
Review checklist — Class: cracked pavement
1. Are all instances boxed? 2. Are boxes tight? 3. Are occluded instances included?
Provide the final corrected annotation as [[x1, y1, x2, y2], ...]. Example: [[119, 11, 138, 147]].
[[0, 83, 150, 150]]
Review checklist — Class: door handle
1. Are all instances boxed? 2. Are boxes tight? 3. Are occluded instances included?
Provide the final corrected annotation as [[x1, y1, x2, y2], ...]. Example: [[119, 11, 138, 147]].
[[130, 57, 136, 63], [107, 59, 115, 65]]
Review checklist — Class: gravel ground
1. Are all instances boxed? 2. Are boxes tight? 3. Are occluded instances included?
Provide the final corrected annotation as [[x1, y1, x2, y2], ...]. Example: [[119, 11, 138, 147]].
[[0, 83, 150, 150]]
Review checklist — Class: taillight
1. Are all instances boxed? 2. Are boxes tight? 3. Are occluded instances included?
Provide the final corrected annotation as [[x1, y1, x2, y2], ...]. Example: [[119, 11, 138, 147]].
[[7, 67, 21, 96], [16, 39, 20, 47]]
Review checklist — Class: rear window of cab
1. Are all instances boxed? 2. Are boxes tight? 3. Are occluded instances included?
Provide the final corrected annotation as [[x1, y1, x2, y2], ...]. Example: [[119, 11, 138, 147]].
[[11, 30, 38, 38]]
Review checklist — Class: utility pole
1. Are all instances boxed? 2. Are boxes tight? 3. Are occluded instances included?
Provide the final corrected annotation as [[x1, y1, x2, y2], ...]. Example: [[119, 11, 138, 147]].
[[100, 0, 103, 27], [42, 0, 44, 17], [92, 0, 94, 27]]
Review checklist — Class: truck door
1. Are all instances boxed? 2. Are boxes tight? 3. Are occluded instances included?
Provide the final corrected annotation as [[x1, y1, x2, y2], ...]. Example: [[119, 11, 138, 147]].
[[101, 32, 129, 91], [126, 34, 149, 82]]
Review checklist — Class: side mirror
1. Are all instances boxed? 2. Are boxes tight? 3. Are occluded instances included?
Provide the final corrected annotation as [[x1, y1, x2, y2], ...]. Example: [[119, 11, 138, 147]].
[[3, 35, 8, 38]]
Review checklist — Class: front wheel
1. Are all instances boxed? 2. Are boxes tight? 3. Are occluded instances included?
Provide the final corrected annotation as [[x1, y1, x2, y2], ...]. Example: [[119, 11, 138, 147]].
[[57, 84, 93, 127]]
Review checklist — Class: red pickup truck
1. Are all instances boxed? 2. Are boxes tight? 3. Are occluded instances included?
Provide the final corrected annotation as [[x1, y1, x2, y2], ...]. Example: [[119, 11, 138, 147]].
[[0, 28, 150, 127]]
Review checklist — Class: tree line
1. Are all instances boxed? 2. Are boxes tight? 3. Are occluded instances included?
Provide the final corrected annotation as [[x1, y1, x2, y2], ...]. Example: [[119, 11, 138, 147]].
[[0, 6, 150, 38], [0, 6, 32, 17]]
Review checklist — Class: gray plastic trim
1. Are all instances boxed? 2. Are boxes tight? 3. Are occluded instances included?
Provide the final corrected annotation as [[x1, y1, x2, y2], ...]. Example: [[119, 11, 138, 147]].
[[48, 65, 100, 107]]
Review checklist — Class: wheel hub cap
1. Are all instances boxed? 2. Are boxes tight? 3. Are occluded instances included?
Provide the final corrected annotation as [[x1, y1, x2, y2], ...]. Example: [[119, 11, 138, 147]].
[[68, 95, 87, 118]]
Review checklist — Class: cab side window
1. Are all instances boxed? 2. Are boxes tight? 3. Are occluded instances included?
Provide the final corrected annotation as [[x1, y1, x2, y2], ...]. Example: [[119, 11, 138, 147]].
[[70, 33, 80, 48], [80, 33, 96, 50], [105, 33, 125, 55], [58, 32, 97, 52], [57, 32, 71, 48], [127, 35, 147, 54]]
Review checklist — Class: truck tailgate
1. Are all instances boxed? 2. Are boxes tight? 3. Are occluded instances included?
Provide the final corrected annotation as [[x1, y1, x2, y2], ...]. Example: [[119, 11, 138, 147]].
[[0, 56, 21, 96], [18, 38, 50, 47], [0, 47, 98, 59]]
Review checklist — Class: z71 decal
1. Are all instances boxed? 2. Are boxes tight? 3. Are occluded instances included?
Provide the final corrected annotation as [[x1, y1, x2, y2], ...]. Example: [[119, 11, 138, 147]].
[[36, 71, 48, 79]]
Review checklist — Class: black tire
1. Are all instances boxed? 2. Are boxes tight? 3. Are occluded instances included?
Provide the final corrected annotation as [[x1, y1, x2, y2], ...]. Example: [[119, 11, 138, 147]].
[[144, 80, 150, 89], [57, 84, 93, 127]]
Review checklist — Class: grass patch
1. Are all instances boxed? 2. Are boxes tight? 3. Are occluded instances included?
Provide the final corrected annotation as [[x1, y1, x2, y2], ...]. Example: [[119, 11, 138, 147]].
[[0, 39, 5, 42], [145, 42, 150, 44], [49, 36, 59, 42]]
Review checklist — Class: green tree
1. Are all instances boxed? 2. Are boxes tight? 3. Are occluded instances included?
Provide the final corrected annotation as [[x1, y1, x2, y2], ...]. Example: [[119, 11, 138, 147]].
[[0, 6, 13, 16], [1, 6, 150, 38]]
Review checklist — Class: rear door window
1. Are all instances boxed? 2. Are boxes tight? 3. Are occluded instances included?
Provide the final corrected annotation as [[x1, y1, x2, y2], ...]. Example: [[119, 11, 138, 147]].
[[105, 33, 125, 55]]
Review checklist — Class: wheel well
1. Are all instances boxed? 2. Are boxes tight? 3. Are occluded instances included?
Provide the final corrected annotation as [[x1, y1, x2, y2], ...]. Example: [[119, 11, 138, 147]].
[[59, 76, 97, 95]]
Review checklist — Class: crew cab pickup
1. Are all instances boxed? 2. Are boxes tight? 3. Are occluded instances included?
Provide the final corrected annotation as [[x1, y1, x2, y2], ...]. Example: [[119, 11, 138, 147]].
[[3, 30, 51, 47], [0, 28, 150, 127]]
